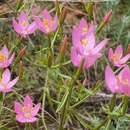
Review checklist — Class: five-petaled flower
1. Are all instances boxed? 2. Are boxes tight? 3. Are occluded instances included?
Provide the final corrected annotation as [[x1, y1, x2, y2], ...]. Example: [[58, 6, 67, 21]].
[[35, 9, 58, 34], [108, 45, 130, 67], [71, 18, 108, 69], [0, 45, 15, 68], [0, 69, 18, 93], [13, 11, 37, 37], [14, 95, 41, 123], [105, 65, 130, 96]]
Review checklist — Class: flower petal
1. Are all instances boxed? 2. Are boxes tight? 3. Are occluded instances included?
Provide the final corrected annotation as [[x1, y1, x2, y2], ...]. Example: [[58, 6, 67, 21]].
[[26, 21, 37, 34], [52, 15, 58, 32], [118, 65, 130, 83], [79, 18, 88, 30], [0, 60, 10, 68], [12, 19, 22, 34], [85, 23, 96, 51], [71, 47, 83, 67], [32, 103, 41, 116], [18, 11, 29, 28], [16, 114, 37, 123], [1, 45, 9, 58], [92, 39, 109, 55], [7, 76, 19, 89], [1, 69, 11, 84], [105, 65, 118, 93], [115, 45, 123, 58], [35, 17, 47, 33], [119, 54, 130, 64], [0, 83, 12, 93], [42, 9, 52, 20], [14, 101, 22, 114], [24, 95, 33, 108], [8, 53, 15, 65], [84, 53, 101, 69], [108, 48, 113, 61]]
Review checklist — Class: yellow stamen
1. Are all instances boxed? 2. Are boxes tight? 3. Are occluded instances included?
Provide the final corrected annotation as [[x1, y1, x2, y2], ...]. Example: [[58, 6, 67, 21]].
[[117, 76, 129, 86], [122, 79, 129, 85], [0, 53, 6, 62], [81, 38, 88, 45], [112, 54, 121, 62], [22, 107, 32, 118], [22, 21, 27, 27], [43, 19, 50, 32], [24, 112, 32, 118], [82, 27, 87, 33]]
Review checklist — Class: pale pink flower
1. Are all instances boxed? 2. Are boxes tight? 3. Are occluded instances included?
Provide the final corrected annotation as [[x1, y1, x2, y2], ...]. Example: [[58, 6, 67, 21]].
[[0, 69, 18, 93], [13, 11, 37, 37], [35, 9, 58, 34], [108, 45, 130, 67], [14, 95, 40, 123], [105, 65, 130, 96], [0, 45, 15, 68], [71, 18, 108, 69]]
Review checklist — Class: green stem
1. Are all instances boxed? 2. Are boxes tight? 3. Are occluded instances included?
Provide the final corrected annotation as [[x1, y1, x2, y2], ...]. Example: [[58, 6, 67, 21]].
[[94, 93, 116, 130], [122, 95, 129, 115], [42, 70, 49, 130], [0, 93, 5, 114], [58, 59, 84, 130], [96, 22, 105, 34], [110, 93, 116, 112], [47, 35, 53, 67], [105, 119, 111, 130]]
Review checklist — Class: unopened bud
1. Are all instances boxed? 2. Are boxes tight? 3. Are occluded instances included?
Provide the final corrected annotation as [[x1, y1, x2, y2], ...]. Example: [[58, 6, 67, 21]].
[[60, 8, 68, 25], [60, 35, 68, 53], [59, 35, 68, 63], [96, 9, 112, 34], [18, 46, 26, 58], [103, 9, 112, 24]]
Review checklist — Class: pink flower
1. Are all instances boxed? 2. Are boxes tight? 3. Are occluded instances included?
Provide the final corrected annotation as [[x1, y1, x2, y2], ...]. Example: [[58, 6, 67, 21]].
[[14, 95, 41, 123], [71, 18, 108, 69], [35, 9, 58, 34], [108, 45, 130, 67], [0, 45, 15, 68], [0, 69, 18, 93], [13, 11, 37, 37], [105, 65, 130, 96]]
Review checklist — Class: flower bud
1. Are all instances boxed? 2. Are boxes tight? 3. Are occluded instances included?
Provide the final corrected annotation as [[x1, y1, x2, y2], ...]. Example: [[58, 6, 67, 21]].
[[59, 35, 68, 63], [18, 46, 26, 58], [103, 9, 112, 24]]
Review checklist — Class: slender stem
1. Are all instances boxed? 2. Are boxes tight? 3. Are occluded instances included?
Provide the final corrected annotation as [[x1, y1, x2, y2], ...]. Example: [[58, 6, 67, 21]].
[[58, 59, 84, 130], [122, 95, 129, 115], [47, 35, 53, 67], [0, 93, 5, 114], [109, 93, 116, 112], [105, 119, 111, 130], [42, 70, 49, 130], [94, 93, 116, 130]]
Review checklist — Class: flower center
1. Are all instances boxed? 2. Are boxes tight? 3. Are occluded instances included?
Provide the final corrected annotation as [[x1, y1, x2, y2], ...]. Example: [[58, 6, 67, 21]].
[[0, 52, 6, 62], [21, 21, 27, 27], [22, 107, 32, 118], [0, 82, 7, 90], [81, 38, 88, 45], [82, 27, 87, 33], [117, 76, 129, 86], [43, 19, 50, 32], [112, 54, 121, 62]]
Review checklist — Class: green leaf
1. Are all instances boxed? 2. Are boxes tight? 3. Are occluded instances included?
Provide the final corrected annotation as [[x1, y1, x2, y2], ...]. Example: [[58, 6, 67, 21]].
[[56, 89, 69, 113]]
